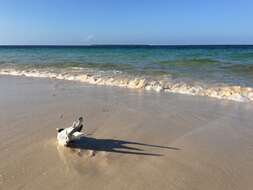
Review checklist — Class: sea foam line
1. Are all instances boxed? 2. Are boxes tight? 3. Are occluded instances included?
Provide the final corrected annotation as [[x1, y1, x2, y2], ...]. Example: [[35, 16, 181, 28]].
[[1, 68, 253, 102]]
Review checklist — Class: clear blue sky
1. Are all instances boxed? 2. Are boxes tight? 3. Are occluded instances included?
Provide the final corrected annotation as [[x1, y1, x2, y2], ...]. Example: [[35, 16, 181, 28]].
[[0, 0, 252, 45]]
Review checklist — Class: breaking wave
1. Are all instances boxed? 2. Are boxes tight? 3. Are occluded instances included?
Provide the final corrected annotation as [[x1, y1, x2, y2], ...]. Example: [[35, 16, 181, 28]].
[[1, 66, 253, 103]]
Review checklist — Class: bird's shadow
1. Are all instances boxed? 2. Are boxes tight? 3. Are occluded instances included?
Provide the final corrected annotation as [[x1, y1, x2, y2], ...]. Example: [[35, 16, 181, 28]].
[[67, 136, 180, 157]]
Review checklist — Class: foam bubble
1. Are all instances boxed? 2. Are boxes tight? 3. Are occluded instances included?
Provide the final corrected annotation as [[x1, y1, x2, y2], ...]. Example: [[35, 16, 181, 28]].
[[1, 68, 253, 102]]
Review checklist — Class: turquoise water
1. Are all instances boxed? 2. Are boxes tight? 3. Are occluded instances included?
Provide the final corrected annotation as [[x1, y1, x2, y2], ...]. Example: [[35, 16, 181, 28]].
[[1, 45, 253, 87]]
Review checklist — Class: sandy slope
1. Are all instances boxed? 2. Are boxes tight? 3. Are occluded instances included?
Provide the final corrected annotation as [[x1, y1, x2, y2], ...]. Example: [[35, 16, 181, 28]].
[[0, 76, 253, 190]]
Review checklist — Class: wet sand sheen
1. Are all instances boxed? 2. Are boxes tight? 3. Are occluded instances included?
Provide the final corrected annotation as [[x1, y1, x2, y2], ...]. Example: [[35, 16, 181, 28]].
[[0, 76, 253, 190], [1, 68, 253, 102]]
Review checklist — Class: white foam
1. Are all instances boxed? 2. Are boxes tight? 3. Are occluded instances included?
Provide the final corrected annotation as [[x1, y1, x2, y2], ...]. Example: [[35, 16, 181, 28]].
[[1, 68, 253, 102]]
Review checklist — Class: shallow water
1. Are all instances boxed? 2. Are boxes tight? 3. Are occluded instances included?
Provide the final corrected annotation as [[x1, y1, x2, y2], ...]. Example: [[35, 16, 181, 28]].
[[1, 45, 253, 102]]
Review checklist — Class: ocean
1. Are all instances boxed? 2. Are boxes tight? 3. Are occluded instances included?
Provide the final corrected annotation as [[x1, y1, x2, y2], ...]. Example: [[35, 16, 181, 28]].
[[1, 45, 253, 102]]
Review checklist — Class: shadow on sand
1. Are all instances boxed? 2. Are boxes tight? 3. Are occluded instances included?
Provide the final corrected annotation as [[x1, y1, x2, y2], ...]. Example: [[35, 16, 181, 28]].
[[68, 136, 180, 156]]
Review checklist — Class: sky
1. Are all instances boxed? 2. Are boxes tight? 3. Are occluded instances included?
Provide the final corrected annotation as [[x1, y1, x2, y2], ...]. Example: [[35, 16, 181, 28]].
[[0, 0, 252, 45]]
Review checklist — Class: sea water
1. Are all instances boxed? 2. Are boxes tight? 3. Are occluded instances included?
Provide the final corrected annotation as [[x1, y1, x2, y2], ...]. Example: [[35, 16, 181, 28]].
[[1, 45, 253, 102]]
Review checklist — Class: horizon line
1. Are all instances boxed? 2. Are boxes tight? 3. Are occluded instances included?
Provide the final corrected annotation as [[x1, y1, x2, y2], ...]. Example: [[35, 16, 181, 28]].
[[0, 44, 253, 46]]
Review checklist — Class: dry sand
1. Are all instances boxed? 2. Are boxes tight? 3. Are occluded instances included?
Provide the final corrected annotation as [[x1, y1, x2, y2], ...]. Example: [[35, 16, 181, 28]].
[[0, 75, 253, 190]]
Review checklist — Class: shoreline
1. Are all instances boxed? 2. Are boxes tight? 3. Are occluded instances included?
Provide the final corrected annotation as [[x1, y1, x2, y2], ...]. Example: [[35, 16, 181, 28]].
[[1, 68, 253, 103], [1, 75, 253, 190]]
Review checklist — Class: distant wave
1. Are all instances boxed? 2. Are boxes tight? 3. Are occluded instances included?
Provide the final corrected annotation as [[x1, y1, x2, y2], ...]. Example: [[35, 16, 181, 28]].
[[0, 62, 134, 70], [222, 64, 253, 74], [156, 58, 221, 68], [1, 66, 253, 103], [231, 52, 253, 60]]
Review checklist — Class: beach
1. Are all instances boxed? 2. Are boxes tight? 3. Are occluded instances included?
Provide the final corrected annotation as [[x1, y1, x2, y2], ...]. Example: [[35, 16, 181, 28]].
[[1, 75, 253, 190]]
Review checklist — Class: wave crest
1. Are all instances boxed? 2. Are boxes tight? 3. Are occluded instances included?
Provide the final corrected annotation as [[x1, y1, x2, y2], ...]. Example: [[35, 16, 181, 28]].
[[0, 67, 253, 102]]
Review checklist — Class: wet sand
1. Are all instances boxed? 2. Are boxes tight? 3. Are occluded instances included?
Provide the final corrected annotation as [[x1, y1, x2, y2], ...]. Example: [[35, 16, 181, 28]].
[[0, 75, 253, 190]]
